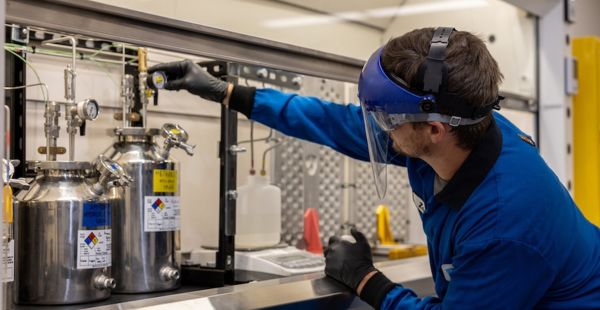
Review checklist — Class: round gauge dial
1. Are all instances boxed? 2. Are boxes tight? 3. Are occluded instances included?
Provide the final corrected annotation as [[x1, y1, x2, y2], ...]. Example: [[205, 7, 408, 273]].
[[86, 101, 99, 119], [77, 99, 99, 121]]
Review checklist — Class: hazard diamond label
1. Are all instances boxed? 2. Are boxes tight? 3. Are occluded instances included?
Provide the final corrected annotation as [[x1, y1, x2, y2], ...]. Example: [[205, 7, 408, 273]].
[[77, 229, 111, 269], [84, 232, 98, 248], [151, 198, 166, 213], [144, 196, 180, 232]]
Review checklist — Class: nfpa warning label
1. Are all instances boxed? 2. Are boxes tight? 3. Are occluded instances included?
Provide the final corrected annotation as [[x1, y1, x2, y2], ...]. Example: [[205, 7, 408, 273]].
[[77, 229, 111, 269], [144, 196, 180, 232], [2, 239, 13, 282]]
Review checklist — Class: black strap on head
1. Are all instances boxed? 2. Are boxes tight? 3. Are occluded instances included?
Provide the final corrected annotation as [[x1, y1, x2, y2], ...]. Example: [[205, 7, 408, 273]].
[[423, 27, 454, 93], [416, 27, 502, 120]]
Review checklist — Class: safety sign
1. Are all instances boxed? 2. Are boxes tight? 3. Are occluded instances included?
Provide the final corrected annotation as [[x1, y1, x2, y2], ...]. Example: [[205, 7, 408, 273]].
[[77, 229, 111, 269], [144, 196, 180, 232]]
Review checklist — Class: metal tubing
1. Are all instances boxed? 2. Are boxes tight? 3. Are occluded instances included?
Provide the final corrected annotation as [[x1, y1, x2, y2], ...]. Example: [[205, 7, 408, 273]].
[[42, 35, 76, 74], [69, 129, 74, 160], [138, 48, 148, 129], [43, 101, 60, 161], [42, 42, 137, 60], [42, 35, 78, 160], [42, 36, 76, 102]]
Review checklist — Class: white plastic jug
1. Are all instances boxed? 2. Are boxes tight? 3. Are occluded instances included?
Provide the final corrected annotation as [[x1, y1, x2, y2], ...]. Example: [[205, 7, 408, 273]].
[[236, 174, 282, 248]]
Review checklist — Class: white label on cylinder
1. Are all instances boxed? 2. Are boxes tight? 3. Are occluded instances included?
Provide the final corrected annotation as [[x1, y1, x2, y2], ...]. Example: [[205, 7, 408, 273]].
[[144, 196, 181, 232], [77, 229, 111, 269], [2, 239, 14, 282]]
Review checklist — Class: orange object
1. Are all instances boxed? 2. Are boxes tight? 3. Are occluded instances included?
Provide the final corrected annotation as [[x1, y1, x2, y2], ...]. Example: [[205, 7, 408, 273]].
[[303, 208, 323, 254]]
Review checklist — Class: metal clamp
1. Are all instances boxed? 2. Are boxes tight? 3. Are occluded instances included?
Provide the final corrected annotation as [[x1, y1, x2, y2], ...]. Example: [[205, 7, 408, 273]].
[[160, 123, 196, 158], [229, 145, 246, 155], [91, 155, 132, 195], [449, 116, 462, 127], [226, 190, 238, 200]]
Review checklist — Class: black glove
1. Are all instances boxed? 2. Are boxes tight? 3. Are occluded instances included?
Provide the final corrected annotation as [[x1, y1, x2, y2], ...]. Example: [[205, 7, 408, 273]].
[[148, 59, 229, 103], [324, 228, 377, 291]]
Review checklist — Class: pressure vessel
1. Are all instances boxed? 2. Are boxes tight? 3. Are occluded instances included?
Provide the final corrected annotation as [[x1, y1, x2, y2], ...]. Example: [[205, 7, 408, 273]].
[[105, 125, 193, 293], [14, 159, 128, 305]]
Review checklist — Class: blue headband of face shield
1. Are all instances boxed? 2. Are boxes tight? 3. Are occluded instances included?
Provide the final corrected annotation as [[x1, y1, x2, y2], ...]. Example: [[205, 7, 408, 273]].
[[358, 47, 490, 129]]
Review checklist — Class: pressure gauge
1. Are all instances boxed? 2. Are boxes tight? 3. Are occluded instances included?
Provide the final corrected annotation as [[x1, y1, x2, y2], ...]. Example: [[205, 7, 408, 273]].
[[77, 98, 100, 121], [147, 71, 167, 90]]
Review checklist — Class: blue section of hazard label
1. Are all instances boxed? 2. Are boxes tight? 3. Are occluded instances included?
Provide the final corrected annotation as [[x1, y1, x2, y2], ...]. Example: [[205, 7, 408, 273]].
[[82, 201, 111, 227]]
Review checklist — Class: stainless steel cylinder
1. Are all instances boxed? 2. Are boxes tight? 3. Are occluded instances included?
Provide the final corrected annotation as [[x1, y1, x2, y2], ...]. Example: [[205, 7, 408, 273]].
[[14, 161, 114, 305], [106, 128, 181, 293]]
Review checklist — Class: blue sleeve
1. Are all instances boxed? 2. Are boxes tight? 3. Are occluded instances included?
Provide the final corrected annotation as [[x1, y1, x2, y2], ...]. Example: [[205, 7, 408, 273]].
[[250, 88, 374, 162], [380, 239, 555, 309]]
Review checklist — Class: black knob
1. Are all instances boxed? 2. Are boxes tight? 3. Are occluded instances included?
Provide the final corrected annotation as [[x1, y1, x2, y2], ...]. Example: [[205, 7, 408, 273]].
[[80, 120, 86, 136]]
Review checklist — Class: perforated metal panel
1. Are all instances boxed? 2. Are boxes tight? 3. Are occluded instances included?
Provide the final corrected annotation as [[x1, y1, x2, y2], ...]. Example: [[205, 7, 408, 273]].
[[273, 138, 305, 246], [272, 78, 410, 246], [317, 147, 344, 242]]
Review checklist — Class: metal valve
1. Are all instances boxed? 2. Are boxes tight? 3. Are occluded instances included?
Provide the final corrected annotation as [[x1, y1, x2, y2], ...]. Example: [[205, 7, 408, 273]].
[[3, 159, 30, 190], [160, 123, 196, 158], [160, 266, 180, 281], [94, 274, 116, 290], [91, 155, 132, 195]]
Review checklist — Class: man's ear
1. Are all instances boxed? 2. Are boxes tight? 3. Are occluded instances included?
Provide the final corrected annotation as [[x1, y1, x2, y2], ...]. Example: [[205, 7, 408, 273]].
[[427, 121, 448, 144]]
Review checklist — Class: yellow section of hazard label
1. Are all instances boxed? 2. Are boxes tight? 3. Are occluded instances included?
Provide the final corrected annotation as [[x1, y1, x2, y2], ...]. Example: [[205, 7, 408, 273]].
[[153, 169, 178, 193]]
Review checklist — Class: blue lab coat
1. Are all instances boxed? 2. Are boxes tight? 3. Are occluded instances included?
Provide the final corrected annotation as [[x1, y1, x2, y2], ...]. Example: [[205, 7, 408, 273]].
[[229, 87, 600, 309]]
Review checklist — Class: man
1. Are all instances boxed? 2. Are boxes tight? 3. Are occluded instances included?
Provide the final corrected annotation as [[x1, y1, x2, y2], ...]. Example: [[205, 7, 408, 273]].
[[150, 27, 600, 309]]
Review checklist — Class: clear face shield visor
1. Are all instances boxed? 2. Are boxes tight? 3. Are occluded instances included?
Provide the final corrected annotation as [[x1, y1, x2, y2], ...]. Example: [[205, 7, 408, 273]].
[[360, 105, 486, 199], [360, 107, 437, 199], [361, 106, 392, 200]]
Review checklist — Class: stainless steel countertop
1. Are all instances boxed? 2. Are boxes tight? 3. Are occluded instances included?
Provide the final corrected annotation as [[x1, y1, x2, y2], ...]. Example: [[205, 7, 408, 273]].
[[87, 256, 433, 309]]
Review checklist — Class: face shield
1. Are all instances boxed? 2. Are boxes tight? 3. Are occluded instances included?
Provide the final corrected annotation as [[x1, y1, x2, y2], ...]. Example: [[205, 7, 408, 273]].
[[358, 47, 490, 199]]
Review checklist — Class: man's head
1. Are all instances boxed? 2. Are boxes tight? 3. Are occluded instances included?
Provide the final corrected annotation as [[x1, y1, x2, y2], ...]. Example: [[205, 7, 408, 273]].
[[381, 28, 503, 156]]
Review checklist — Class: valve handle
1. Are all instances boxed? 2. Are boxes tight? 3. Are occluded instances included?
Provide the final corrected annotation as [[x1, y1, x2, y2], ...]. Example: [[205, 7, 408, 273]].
[[161, 123, 195, 157], [161, 123, 189, 143]]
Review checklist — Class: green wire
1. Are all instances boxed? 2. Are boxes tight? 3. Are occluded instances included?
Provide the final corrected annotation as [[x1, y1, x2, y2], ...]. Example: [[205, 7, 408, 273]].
[[6, 43, 120, 88], [4, 46, 48, 104]]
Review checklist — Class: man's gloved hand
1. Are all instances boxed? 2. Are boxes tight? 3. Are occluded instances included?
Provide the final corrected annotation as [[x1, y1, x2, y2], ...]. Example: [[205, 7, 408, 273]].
[[324, 228, 377, 291], [148, 59, 229, 103]]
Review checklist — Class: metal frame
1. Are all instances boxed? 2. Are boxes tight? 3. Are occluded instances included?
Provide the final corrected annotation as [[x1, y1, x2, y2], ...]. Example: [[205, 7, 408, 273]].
[[4, 27, 26, 178], [6, 0, 364, 83]]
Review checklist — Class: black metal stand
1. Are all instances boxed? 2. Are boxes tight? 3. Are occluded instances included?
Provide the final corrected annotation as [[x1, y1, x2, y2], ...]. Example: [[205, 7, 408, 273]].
[[181, 61, 238, 286], [4, 27, 27, 178]]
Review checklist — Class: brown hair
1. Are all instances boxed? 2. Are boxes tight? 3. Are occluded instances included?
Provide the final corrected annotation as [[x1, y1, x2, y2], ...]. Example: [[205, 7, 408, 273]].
[[381, 28, 503, 150]]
